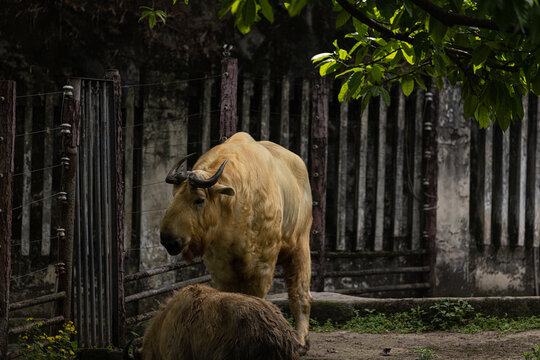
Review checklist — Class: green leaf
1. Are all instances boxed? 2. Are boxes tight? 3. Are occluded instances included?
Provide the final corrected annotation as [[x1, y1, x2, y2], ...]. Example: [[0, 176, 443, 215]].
[[149, 14, 157, 29], [311, 53, 333, 63], [463, 95, 479, 119], [352, 18, 368, 36], [401, 42, 415, 65], [258, 0, 274, 23], [414, 75, 427, 91], [376, 0, 397, 19], [286, 0, 307, 17], [371, 86, 390, 106], [474, 104, 490, 129], [367, 65, 383, 84], [218, 0, 236, 18], [428, 16, 448, 44], [336, 11, 351, 28], [319, 60, 339, 76], [401, 77, 414, 96], [338, 81, 349, 102], [472, 45, 491, 65], [347, 71, 364, 99]]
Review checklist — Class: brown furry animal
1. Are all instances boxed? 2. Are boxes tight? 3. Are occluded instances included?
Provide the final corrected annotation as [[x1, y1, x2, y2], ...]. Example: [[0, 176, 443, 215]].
[[126, 284, 299, 360], [160, 132, 312, 352]]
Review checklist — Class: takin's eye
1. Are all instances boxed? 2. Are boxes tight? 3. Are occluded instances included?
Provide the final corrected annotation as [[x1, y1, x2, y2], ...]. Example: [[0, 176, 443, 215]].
[[193, 198, 205, 206]]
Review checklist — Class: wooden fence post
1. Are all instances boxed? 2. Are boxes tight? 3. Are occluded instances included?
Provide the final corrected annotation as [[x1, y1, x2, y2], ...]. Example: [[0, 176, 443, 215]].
[[0, 80, 15, 360], [219, 55, 238, 141], [423, 84, 438, 293], [56, 82, 81, 325], [310, 74, 329, 292], [106, 70, 126, 348]]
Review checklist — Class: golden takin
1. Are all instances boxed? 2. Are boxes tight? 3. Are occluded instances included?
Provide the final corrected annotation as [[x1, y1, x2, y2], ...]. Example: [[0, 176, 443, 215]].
[[160, 132, 312, 353], [125, 284, 299, 360]]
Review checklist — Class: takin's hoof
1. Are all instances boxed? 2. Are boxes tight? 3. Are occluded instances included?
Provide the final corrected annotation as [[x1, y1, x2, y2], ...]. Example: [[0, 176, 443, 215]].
[[298, 342, 310, 356]]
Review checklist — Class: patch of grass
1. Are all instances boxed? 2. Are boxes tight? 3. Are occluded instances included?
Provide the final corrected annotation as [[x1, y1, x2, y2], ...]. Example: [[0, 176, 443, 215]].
[[303, 299, 540, 334], [523, 345, 540, 360], [416, 347, 438, 360]]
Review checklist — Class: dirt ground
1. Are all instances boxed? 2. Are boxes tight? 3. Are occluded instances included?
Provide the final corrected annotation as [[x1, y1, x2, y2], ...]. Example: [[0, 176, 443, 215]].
[[304, 330, 540, 360]]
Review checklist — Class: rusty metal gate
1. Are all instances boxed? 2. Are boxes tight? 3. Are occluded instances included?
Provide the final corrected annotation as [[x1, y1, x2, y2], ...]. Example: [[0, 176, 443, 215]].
[[72, 74, 125, 348]]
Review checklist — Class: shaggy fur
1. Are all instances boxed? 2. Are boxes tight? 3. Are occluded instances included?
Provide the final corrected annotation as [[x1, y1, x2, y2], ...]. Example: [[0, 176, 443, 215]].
[[135, 284, 299, 360], [160, 132, 313, 351]]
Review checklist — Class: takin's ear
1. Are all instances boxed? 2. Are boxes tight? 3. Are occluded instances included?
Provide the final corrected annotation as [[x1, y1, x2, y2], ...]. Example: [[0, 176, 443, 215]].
[[213, 183, 235, 196]]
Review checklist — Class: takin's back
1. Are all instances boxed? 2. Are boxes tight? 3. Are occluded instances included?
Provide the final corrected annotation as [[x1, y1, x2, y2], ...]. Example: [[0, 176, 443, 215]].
[[140, 284, 299, 360], [194, 132, 312, 243]]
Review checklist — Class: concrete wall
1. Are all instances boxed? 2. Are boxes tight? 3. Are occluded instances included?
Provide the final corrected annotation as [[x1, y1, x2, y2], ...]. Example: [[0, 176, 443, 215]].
[[434, 81, 537, 296]]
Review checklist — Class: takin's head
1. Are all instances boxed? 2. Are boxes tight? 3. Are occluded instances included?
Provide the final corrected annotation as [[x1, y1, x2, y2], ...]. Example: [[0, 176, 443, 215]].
[[159, 154, 235, 260]]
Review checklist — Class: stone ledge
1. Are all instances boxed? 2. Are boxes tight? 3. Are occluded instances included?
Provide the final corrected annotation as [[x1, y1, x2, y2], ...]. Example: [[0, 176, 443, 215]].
[[267, 292, 540, 322]]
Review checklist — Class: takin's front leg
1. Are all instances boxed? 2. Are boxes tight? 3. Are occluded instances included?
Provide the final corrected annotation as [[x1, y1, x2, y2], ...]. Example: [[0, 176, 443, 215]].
[[282, 234, 312, 355]]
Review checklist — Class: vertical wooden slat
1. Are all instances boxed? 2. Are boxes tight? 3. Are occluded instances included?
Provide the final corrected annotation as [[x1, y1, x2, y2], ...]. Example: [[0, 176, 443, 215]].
[[106, 70, 126, 347], [310, 75, 328, 291], [411, 89, 424, 250], [280, 75, 290, 148], [41, 95, 54, 256], [393, 91, 406, 240], [102, 82, 112, 345], [21, 97, 33, 256], [483, 125, 493, 246], [501, 127, 510, 247], [87, 82, 97, 346], [95, 82, 105, 346], [202, 78, 214, 152], [423, 85, 438, 293], [518, 96, 528, 247], [124, 87, 134, 253], [355, 102, 369, 250], [374, 98, 387, 251], [220, 57, 238, 140], [300, 79, 310, 164], [80, 80, 90, 346], [0, 80, 16, 360], [336, 99, 348, 251], [57, 80, 81, 327], [241, 77, 253, 134], [260, 72, 271, 141], [535, 99, 540, 248]]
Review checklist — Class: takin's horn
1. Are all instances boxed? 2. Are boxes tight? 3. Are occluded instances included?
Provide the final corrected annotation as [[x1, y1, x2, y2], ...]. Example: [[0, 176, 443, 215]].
[[188, 160, 229, 188], [165, 153, 197, 184]]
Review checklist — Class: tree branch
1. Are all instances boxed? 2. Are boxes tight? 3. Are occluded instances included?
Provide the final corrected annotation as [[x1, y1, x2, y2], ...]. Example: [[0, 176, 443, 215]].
[[335, 0, 412, 43], [409, 0, 528, 34]]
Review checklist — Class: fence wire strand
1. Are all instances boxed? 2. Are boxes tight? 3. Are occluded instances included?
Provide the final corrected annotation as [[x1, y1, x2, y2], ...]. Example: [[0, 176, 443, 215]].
[[15, 126, 63, 138], [16, 91, 64, 99], [13, 163, 63, 178], [123, 110, 220, 130], [122, 74, 221, 89], [10, 266, 51, 281], [12, 192, 62, 212]]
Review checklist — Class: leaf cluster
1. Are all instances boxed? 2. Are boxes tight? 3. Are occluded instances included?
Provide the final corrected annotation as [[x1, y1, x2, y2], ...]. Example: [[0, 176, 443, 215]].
[[214, 0, 540, 130]]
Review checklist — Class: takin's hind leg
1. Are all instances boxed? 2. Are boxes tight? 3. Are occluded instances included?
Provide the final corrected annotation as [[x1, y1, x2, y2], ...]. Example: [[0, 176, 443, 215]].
[[282, 234, 312, 355]]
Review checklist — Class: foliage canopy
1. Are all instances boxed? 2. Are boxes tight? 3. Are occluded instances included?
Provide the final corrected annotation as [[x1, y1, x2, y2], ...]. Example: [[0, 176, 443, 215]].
[[145, 0, 540, 129]]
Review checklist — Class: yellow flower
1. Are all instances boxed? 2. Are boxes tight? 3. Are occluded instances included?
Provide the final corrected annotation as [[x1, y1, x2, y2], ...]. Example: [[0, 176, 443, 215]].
[[22, 336, 28, 340], [69, 350, 75, 355], [59, 330, 63, 333], [26, 345, 31, 349], [37, 322, 43, 326], [39, 344, 43, 347], [27, 317, 33, 321]]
